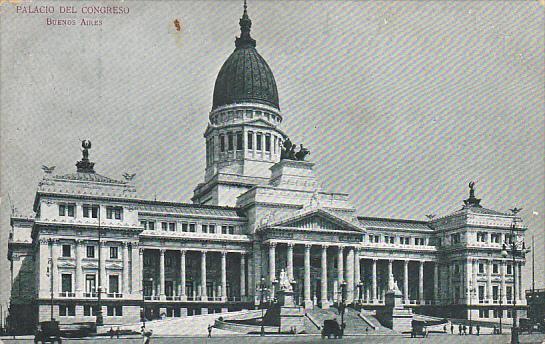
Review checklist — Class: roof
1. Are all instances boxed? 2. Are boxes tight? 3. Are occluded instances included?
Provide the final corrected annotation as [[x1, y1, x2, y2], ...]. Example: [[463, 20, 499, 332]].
[[137, 201, 246, 218], [212, 6, 279, 110], [357, 216, 431, 231], [52, 172, 126, 185]]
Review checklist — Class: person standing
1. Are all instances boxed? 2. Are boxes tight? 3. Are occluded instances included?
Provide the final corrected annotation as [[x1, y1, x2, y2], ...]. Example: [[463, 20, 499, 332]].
[[458, 324, 462, 335], [207, 324, 213, 338], [476, 324, 480, 336], [451, 323, 454, 334]]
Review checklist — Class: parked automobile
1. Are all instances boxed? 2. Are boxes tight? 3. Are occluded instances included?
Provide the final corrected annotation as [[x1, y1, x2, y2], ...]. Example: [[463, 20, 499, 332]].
[[411, 320, 428, 338], [321, 319, 343, 339], [34, 320, 62, 344]]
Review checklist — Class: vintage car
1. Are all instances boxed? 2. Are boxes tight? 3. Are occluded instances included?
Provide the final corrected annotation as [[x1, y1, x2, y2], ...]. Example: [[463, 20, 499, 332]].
[[321, 319, 343, 339], [34, 320, 62, 344], [411, 320, 428, 338]]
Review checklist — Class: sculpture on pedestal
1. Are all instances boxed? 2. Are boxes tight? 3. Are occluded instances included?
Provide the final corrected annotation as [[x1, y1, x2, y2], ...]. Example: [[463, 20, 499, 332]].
[[280, 137, 310, 161]]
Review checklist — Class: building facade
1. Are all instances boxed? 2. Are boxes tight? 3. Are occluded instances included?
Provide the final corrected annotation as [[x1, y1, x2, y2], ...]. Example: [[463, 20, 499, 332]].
[[8, 4, 528, 333]]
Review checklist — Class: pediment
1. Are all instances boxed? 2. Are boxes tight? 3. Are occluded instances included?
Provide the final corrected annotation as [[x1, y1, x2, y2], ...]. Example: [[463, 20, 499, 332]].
[[58, 261, 76, 268], [82, 262, 99, 269], [267, 208, 364, 233], [107, 263, 123, 270]]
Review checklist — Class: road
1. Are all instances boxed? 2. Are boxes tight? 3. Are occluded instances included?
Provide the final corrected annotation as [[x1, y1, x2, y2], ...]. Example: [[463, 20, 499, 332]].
[[1, 333, 545, 344]]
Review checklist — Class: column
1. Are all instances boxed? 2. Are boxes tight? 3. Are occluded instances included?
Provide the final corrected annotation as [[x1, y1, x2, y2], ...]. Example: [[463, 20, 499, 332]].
[[500, 260, 506, 304], [180, 250, 186, 300], [518, 262, 522, 302], [433, 262, 439, 304], [446, 263, 451, 303], [321, 245, 329, 309], [466, 258, 472, 303], [487, 259, 492, 302], [286, 243, 294, 281], [268, 242, 276, 284], [346, 247, 354, 302], [387, 259, 393, 279], [98, 240, 106, 295], [354, 250, 361, 301], [372, 259, 377, 302], [138, 247, 144, 296], [240, 253, 246, 298], [419, 261, 424, 304], [130, 243, 140, 295], [75, 240, 83, 297], [201, 251, 207, 299], [159, 249, 166, 298], [304, 244, 312, 308], [404, 260, 409, 303], [221, 251, 227, 301], [122, 242, 129, 295], [39, 239, 50, 298], [337, 246, 344, 284]]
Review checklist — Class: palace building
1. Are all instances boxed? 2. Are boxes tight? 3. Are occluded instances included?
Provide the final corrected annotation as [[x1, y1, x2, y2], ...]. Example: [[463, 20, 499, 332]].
[[8, 4, 528, 333]]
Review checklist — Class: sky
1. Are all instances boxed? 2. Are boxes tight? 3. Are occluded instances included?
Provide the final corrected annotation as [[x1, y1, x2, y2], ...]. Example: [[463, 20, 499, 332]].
[[1, 1, 544, 309]]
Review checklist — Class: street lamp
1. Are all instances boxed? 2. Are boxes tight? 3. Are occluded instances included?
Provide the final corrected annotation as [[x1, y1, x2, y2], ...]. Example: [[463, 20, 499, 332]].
[[337, 280, 347, 337], [47, 257, 54, 321], [256, 277, 269, 337], [467, 283, 476, 334], [501, 207, 528, 344]]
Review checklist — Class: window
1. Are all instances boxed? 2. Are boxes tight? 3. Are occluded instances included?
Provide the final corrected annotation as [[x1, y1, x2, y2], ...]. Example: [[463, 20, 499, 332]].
[[454, 264, 460, 274], [110, 246, 118, 259], [493, 286, 499, 300], [162, 222, 168, 231], [165, 256, 172, 267], [106, 206, 122, 220], [143, 255, 152, 267], [141, 220, 155, 230], [62, 244, 71, 257], [256, 133, 262, 150], [85, 275, 96, 293], [107, 306, 123, 316], [84, 305, 96, 316], [169, 222, 176, 231], [479, 309, 489, 318], [61, 274, 72, 293], [83, 205, 99, 218], [108, 275, 119, 293], [202, 224, 208, 233], [384, 236, 394, 244], [265, 135, 271, 152], [59, 204, 75, 217], [236, 132, 243, 150], [399, 237, 410, 245], [220, 134, 225, 152], [415, 238, 425, 245], [507, 264, 513, 275], [494, 309, 503, 318], [228, 226, 234, 234], [477, 232, 488, 242], [478, 263, 485, 274], [189, 223, 196, 232], [505, 234, 513, 244], [478, 286, 485, 301], [182, 223, 188, 232], [506, 286, 513, 301], [59, 305, 75, 317], [86, 245, 95, 258], [493, 263, 499, 274], [491, 233, 500, 243], [451, 233, 460, 244], [247, 132, 253, 149], [228, 133, 234, 151], [209, 224, 216, 233], [221, 225, 228, 234]]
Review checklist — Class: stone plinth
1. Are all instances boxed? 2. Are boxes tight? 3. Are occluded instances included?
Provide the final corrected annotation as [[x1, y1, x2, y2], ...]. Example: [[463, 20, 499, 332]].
[[278, 290, 305, 333], [269, 160, 318, 191], [377, 289, 413, 333]]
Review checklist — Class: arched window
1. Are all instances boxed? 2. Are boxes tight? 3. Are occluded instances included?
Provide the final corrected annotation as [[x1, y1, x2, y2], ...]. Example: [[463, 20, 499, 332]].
[[219, 134, 225, 152]]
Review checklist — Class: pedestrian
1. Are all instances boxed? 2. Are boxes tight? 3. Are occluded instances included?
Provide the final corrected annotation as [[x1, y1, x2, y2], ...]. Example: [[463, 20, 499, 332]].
[[443, 324, 447, 333], [469, 325, 472, 335], [451, 323, 454, 334], [207, 324, 212, 338], [142, 329, 152, 344], [458, 324, 462, 335], [463, 324, 467, 335], [366, 327, 369, 335], [116, 326, 120, 339], [109, 327, 115, 339], [476, 324, 480, 336]]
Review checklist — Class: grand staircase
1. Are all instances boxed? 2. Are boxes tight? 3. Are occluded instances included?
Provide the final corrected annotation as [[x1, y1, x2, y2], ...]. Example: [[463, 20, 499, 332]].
[[305, 306, 394, 335]]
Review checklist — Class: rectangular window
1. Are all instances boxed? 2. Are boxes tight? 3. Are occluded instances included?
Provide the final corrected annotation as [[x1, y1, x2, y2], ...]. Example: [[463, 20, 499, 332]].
[[61, 274, 72, 293], [162, 222, 168, 231], [209, 224, 215, 233], [86, 245, 95, 258], [182, 223, 188, 232], [106, 206, 123, 220], [59, 305, 67, 316], [83, 205, 99, 218], [478, 263, 484, 274], [219, 134, 225, 152], [189, 223, 196, 232], [110, 247, 118, 259], [59, 204, 66, 216], [143, 255, 152, 267], [222, 225, 227, 234], [247, 132, 253, 149], [108, 275, 119, 294], [236, 132, 243, 150], [62, 244, 71, 257], [228, 225, 234, 234], [148, 221, 155, 230], [491, 233, 500, 243], [493, 264, 499, 274], [493, 285, 499, 300], [507, 264, 513, 275], [85, 275, 96, 293], [106, 306, 123, 316], [66, 204, 75, 217], [265, 135, 271, 152], [228, 133, 234, 151], [169, 222, 176, 231], [84, 305, 95, 316], [506, 286, 513, 301], [478, 286, 485, 301], [202, 224, 208, 233], [256, 133, 262, 150], [107, 306, 114, 316]]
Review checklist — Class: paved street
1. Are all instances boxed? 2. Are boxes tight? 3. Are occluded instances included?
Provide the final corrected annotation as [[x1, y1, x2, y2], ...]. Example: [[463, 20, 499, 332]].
[[1, 333, 545, 344]]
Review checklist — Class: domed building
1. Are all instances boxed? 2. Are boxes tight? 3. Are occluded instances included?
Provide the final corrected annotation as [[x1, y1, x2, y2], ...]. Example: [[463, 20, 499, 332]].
[[7, 2, 528, 334]]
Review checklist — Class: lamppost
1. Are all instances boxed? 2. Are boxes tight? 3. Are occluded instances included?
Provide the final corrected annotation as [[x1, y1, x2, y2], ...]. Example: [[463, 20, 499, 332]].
[[499, 286, 503, 334], [95, 208, 104, 327], [501, 207, 528, 344], [337, 281, 347, 337], [256, 277, 269, 337], [47, 257, 54, 320], [468, 283, 476, 334]]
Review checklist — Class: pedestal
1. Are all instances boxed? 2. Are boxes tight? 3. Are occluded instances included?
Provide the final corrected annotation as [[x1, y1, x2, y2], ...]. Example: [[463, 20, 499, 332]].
[[278, 290, 305, 333], [377, 289, 413, 333]]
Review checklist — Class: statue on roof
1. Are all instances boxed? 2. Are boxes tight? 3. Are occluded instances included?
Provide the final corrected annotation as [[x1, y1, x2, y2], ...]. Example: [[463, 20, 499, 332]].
[[76, 140, 95, 173], [280, 137, 310, 161], [81, 140, 91, 160], [463, 180, 481, 207]]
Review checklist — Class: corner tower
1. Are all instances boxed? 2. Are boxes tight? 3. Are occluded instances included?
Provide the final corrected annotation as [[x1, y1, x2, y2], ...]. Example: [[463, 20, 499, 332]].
[[193, 2, 286, 206]]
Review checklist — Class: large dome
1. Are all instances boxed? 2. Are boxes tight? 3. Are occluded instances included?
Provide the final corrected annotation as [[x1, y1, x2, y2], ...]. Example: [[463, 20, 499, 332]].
[[212, 5, 279, 110]]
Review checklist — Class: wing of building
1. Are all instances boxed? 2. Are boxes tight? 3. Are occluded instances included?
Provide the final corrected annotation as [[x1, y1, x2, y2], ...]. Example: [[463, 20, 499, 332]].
[[7, 3, 528, 334]]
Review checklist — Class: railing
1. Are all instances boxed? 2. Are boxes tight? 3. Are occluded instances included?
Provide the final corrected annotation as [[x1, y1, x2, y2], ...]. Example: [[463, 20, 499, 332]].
[[107, 293, 123, 298], [59, 292, 75, 297], [84, 292, 98, 298], [144, 295, 153, 300], [227, 296, 241, 302]]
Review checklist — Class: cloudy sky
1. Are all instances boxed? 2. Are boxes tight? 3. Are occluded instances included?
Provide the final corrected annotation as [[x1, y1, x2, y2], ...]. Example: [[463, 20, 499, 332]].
[[1, 1, 543, 307]]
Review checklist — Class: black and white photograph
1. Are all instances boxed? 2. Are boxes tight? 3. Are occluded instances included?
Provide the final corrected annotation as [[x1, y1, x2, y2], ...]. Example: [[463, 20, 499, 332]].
[[1, 1, 544, 343]]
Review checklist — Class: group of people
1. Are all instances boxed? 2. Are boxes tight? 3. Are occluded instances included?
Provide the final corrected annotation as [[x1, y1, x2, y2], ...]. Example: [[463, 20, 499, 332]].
[[449, 323, 480, 335]]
